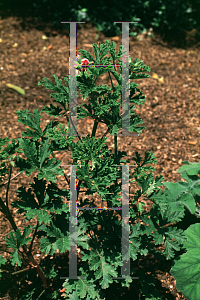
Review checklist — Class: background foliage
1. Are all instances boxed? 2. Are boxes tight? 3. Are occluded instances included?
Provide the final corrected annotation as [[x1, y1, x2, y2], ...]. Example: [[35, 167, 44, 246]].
[[2, 0, 200, 45]]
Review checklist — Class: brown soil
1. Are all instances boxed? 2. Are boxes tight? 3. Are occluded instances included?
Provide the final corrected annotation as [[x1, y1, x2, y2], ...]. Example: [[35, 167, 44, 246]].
[[0, 13, 200, 300]]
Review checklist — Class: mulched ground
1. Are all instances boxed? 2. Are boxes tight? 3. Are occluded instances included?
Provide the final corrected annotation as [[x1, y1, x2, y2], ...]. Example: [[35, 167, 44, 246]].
[[0, 13, 200, 300]]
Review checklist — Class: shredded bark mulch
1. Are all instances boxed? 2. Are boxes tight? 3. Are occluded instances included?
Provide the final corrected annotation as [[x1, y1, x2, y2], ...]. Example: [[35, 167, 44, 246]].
[[0, 14, 200, 300]]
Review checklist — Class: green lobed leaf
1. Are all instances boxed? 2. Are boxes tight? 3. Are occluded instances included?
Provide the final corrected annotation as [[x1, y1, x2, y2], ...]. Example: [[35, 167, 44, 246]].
[[63, 267, 105, 299], [161, 179, 197, 215], [15, 109, 43, 139], [42, 104, 65, 118], [170, 223, 200, 300], [37, 157, 64, 183], [177, 160, 200, 176], [18, 138, 39, 168], [4, 226, 32, 267], [10, 250, 22, 267]]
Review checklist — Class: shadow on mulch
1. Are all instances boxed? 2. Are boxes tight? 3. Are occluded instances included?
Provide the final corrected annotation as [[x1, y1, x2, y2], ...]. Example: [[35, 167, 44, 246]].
[[0, 6, 200, 300]]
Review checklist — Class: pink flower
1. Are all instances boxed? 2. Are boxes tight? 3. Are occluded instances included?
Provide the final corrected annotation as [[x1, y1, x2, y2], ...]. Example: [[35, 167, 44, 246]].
[[81, 58, 94, 66], [81, 58, 90, 66]]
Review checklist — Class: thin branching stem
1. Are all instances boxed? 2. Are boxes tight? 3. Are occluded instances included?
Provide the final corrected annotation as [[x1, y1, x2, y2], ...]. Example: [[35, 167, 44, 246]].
[[29, 221, 39, 253], [5, 164, 12, 212], [0, 164, 51, 290], [0, 172, 21, 188], [35, 289, 46, 300], [100, 127, 110, 141], [108, 71, 115, 92], [12, 267, 30, 275]]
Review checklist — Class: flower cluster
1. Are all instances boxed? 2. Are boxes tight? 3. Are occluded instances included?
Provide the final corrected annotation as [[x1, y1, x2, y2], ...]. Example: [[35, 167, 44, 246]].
[[74, 54, 94, 75]]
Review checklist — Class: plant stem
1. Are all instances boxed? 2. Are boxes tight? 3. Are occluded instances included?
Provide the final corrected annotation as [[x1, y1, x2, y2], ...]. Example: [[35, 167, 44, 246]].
[[0, 197, 8, 215], [5, 219, 50, 291], [108, 71, 115, 92], [64, 100, 83, 143], [0, 172, 21, 188], [5, 164, 12, 213], [29, 221, 39, 253], [51, 152, 70, 186], [76, 119, 99, 198], [114, 135, 118, 164], [12, 267, 30, 275], [100, 127, 110, 142], [92, 120, 98, 137], [36, 289, 46, 300], [1, 165, 51, 291], [68, 110, 83, 142], [63, 171, 70, 185], [76, 179, 82, 199]]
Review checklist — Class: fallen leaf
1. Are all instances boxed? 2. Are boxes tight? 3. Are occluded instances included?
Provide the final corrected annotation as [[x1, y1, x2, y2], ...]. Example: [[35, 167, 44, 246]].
[[158, 76, 164, 83], [177, 50, 185, 54], [152, 72, 164, 83], [152, 72, 159, 79], [192, 153, 199, 157], [188, 140, 197, 145], [112, 36, 120, 42], [47, 44, 52, 50], [83, 44, 93, 48], [6, 83, 26, 95]]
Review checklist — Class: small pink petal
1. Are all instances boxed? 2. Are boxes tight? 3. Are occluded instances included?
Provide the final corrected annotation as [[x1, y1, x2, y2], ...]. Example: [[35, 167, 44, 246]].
[[81, 58, 90, 65]]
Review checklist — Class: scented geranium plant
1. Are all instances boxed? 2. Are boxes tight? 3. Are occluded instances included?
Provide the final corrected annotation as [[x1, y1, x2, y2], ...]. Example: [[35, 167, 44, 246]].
[[0, 40, 200, 300]]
